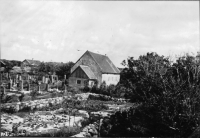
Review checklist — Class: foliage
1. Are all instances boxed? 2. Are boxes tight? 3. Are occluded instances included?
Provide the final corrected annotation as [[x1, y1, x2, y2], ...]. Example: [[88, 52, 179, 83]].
[[88, 94, 112, 101], [21, 95, 32, 101], [90, 82, 126, 98], [56, 62, 74, 79], [1, 106, 17, 113], [19, 93, 25, 102], [62, 99, 109, 112], [101, 52, 200, 137], [1, 59, 21, 73], [1, 95, 20, 103], [30, 90, 40, 100], [91, 82, 115, 97]]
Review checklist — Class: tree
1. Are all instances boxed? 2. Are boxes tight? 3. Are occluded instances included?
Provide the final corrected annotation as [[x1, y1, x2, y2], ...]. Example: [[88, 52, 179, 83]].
[[102, 52, 200, 137], [56, 62, 74, 79]]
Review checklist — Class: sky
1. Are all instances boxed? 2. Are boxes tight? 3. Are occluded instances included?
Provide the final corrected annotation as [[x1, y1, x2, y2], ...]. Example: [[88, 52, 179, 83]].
[[0, 1, 199, 67]]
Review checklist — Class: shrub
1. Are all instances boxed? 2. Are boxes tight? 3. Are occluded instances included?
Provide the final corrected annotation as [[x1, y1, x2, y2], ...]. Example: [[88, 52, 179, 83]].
[[1, 95, 12, 103], [1, 106, 17, 113], [19, 106, 32, 112], [62, 99, 109, 112], [22, 95, 32, 101], [18, 93, 25, 102], [88, 94, 112, 101], [101, 53, 200, 137], [4, 95, 20, 103], [30, 90, 40, 100]]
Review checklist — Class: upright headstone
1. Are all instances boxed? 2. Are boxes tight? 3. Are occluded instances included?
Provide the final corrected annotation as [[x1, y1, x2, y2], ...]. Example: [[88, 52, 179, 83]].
[[27, 74, 29, 80], [13, 79, 15, 86], [19, 75, 21, 81], [45, 78, 48, 84], [42, 76, 45, 83], [10, 79, 13, 89], [64, 84, 67, 93], [46, 84, 49, 91], [51, 75, 54, 83], [16, 74, 18, 80], [64, 75, 66, 80]]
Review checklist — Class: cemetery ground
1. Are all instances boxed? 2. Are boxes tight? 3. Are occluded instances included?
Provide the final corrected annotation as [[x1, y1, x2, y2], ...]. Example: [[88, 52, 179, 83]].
[[0, 77, 133, 137]]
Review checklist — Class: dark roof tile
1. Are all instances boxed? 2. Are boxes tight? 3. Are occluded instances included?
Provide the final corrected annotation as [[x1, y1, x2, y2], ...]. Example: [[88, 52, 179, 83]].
[[88, 51, 120, 74], [79, 65, 96, 79]]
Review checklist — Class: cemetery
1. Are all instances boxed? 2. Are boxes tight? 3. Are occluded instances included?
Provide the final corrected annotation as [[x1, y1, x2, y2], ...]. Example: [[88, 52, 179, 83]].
[[0, 72, 133, 137], [1, 51, 199, 137]]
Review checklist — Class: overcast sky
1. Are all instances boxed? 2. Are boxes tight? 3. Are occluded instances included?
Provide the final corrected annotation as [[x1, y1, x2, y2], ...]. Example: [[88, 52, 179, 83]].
[[1, 1, 199, 67]]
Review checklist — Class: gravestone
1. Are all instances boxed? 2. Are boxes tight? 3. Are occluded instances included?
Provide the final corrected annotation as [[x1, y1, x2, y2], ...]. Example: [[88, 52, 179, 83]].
[[64, 84, 67, 93], [19, 75, 22, 81], [46, 84, 49, 91], [51, 75, 54, 83], [42, 76, 45, 83]]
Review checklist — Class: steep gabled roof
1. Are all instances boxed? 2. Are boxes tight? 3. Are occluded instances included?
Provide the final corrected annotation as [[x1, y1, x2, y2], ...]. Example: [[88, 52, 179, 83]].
[[24, 59, 41, 66], [87, 51, 120, 74], [79, 65, 96, 79]]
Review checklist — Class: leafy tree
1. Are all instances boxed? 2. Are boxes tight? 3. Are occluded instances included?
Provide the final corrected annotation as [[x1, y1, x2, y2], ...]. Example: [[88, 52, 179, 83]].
[[56, 62, 74, 79], [102, 52, 200, 137]]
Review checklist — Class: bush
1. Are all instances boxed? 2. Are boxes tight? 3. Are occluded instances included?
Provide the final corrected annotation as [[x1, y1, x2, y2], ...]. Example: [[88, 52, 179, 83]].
[[30, 90, 40, 100], [4, 95, 20, 103], [62, 99, 109, 112], [1, 106, 17, 113], [88, 94, 112, 101], [18, 93, 25, 102], [1, 95, 12, 103], [22, 95, 32, 101], [102, 53, 200, 137], [90, 82, 124, 98], [67, 87, 81, 94], [19, 106, 32, 112]]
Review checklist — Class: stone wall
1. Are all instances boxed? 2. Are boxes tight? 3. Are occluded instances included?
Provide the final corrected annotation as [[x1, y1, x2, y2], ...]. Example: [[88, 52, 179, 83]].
[[1, 96, 69, 112]]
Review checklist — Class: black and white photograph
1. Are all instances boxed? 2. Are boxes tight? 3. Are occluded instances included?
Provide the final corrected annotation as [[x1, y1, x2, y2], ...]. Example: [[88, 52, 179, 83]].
[[0, 0, 199, 137]]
